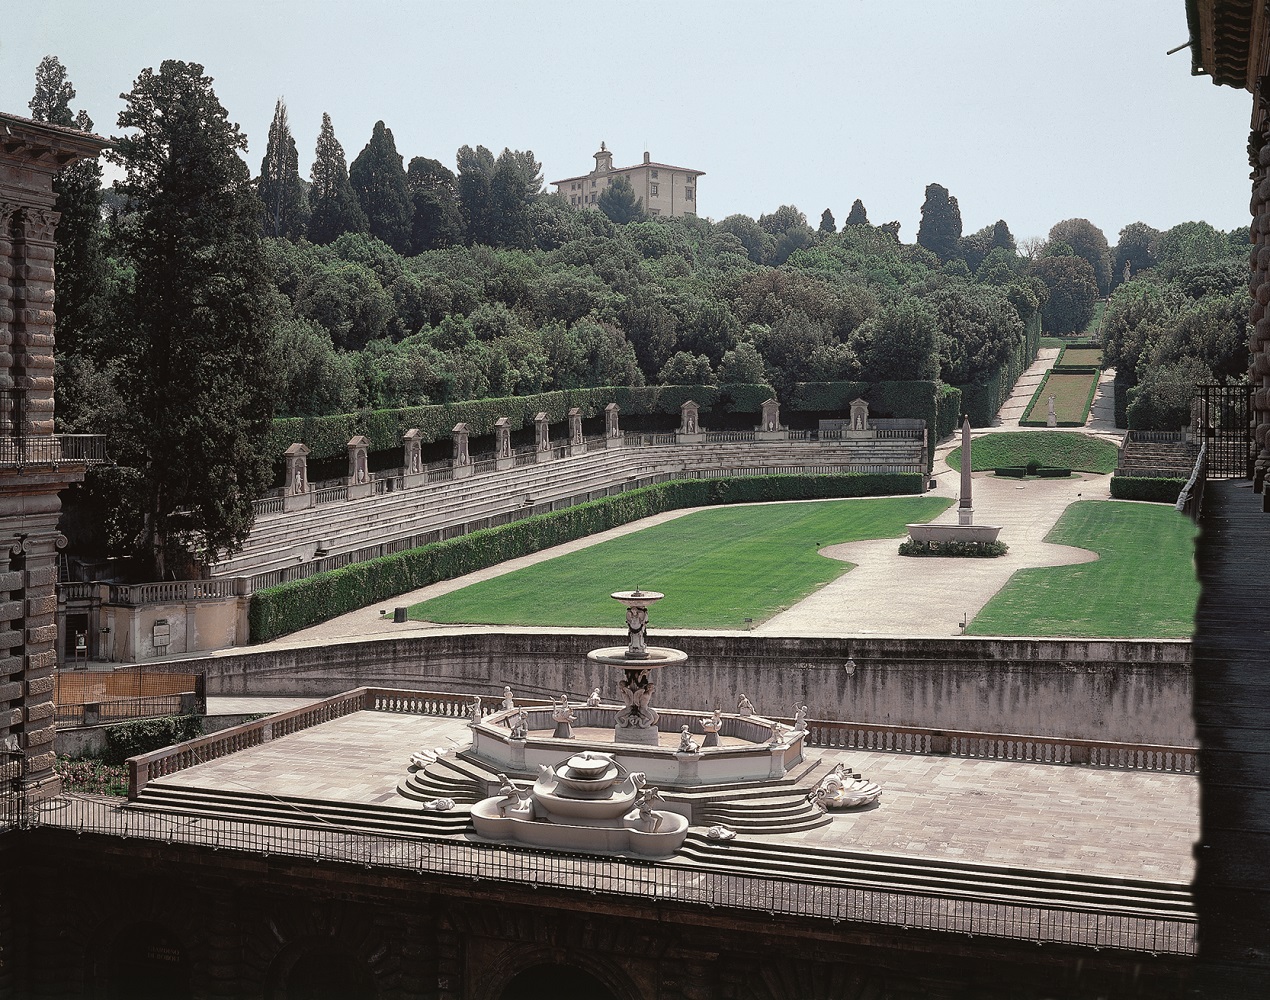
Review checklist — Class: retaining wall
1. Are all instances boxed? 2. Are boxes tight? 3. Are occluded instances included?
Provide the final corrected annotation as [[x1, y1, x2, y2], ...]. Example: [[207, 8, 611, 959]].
[[158, 632, 1193, 747]]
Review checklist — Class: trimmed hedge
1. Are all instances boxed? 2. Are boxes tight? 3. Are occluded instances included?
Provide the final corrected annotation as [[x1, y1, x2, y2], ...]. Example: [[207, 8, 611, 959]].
[[953, 311, 1042, 427], [102, 715, 204, 766], [267, 384, 776, 465], [790, 379, 962, 465], [994, 466, 1072, 478], [898, 538, 1009, 558], [249, 472, 924, 643], [1109, 476, 1187, 504]]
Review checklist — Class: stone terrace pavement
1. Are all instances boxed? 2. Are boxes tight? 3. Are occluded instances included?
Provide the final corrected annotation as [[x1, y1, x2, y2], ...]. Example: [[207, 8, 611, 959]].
[[145, 710, 1197, 882]]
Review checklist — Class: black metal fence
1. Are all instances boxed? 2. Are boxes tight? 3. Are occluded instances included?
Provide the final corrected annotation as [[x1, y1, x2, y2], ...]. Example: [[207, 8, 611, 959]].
[[1196, 383, 1252, 479], [20, 794, 1195, 958], [0, 750, 24, 833]]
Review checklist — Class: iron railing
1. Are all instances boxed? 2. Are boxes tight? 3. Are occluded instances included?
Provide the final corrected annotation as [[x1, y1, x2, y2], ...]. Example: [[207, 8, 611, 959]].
[[0, 433, 106, 466]]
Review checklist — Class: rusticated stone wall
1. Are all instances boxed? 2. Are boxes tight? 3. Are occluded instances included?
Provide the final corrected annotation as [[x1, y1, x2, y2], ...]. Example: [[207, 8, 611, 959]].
[[0, 113, 108, 794], [1250, 125, 1270, 491]]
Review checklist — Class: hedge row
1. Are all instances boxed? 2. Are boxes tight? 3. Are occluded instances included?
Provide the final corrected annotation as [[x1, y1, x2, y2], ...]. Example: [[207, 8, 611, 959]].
[[267, 384, 776, 463], [248, 472, 924, 643], [994, 467, 1072, 478], [898, 538, 1009, 558], [1109, 476, 1187, 504], [1018, 367, 1100, 428], [103, 715, 205, 766], [953, 311, 1043, 427]]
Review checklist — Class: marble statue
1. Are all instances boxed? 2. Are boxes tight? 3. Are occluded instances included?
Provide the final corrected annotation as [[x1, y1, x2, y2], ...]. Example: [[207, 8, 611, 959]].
[[706, 824, 737, 842], [586, 688, 602, 707], [793, 704, 808, 733], [768, 721, 785, 746], [552, 694, 577, 738], [617, 669, 658, 729], [501, 686, 515, 711], [637, 787, 666, 833], [700, 709, 722, 747], [422, 797, 455, 812], [469, 695, 482, 722], [809, 762, 882, 810], [495, 774, 530, 817], [626, 604, 648, 656], [508, 708, 529, 741], [737, 694, 754, 717], [677, 725, 700, 754]]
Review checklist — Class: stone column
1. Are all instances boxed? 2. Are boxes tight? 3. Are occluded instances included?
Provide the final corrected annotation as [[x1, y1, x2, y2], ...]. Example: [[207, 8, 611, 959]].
[[402, 427, 425, 487], [567, 406, 585, 456], [605, 402, 622, 449], [346, 435, 372, 499], [678, 399, 704, 444], [534, 411, 552, 463], [11, 208, 59, 438], [1252, 131, 1270, 495], [283, 443, 313, 512], [494, 417, 513, 472], [451, 422, 473, 479], [755, 397, 787, 441]]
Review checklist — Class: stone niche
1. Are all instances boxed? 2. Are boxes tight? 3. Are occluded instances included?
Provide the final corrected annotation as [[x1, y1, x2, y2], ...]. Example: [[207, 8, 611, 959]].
[[568, 407, 586, 457], [534, 411, 552, 463], [494, 417, 513, 472], [402, 428, 425, 488], [283, 443, 313, 512], [451, 422, 473, 480], [678, 400, 705, 444], [755, 397, 787, 441], [605, 402, 622, 448], [346, 435, 372, 499]]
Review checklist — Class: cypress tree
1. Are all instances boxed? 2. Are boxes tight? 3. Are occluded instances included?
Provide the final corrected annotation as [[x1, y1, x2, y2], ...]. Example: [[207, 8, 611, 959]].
[[349, 120, 412, 252], [308, 113, 367, 244], [27, 56, 107, 358], [406, 157, 463, 253], [818, 209, 836, 234], [916, 183, 962, 261], [257, 98, 309, 239], [109, 60, 277, 577], [845, 199, 870, 226]]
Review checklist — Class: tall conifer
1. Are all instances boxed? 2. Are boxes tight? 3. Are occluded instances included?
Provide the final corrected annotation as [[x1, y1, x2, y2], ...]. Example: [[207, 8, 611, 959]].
[[349, 120, 412, 252], [257, 99, 309, 239], [308, 113, 366, 244]]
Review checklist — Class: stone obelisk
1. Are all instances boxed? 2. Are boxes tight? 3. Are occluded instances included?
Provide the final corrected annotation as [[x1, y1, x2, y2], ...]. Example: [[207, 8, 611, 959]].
[[959, 416, 974, 526]]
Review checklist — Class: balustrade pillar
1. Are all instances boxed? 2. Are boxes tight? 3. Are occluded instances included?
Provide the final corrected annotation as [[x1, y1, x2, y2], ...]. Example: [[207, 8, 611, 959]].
[[567, 406, 586, 456], [678, 399, 704, 444], [283, 443, 313, 512], [451, 422, 473, 480], [755, 396, 787, 441], [534, 411, 552, 463], [604, 402, 622, 449], [403, 427, 426, 487], [494, 417, 513, 472], [346, 434, 372, 499]]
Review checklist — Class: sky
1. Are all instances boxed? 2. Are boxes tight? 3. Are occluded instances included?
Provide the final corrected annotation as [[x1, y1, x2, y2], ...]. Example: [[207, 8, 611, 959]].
[[0, 0, 1255, 245]]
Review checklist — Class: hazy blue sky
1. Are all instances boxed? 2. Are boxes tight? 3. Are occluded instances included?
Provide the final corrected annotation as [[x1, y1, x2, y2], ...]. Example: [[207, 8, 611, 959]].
[[0, 1, 1253, 244]]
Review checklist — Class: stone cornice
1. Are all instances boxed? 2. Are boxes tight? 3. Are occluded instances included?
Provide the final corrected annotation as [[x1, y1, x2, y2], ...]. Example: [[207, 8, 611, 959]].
[[0, 111, 111, 169]]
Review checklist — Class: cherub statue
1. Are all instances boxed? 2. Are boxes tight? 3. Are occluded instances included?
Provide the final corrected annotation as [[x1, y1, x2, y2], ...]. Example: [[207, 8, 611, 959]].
[[700, 709, 722, 734], [501, 686, 515, 711], [469, 695, 482, 722], [768, 720, 785, 746], [737, 693, 754, 717], [678, 725, 700, 754], [508, 708, 528, 740], [793, 703, 808, 732], [551, 693, 576, 723], [586, 688, 602, 707], [495, 773, 528, 817], [637, 787, 665, 833]]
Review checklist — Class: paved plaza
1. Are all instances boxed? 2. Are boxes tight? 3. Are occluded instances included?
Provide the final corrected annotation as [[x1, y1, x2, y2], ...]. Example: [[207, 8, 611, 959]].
[[153, 710, 1197, 883]]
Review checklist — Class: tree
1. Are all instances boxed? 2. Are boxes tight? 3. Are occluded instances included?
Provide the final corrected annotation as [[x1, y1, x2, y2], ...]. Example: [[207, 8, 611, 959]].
[[818, 209, 836, 234], [349, 120, 412, 253], [854, 297, 939, 382], [1152, 221, 1228, 272], [916, 183, 962, 261], [716, 214, 772, 263], [1112, 222, 1159, 287], [1033, 255, 1098, 334], [598, 175, 645, 225], [257, 98, 309, 239], [990, 219, 1016, 252], [658, 351, 715, 385], [108, 60, 278, 577], [844, 199, 869, 226], [28, 56, 108, 359], [931, 286, 1022, 385], [1048, 218, 1112, 296], [308, 113, 367, 244], [406, 156, 463, 252], [456, 144, 497, 244], [718, 341, 767, 383]]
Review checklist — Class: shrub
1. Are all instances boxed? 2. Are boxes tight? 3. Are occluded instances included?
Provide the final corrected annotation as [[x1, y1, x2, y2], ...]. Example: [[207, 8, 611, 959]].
[[249, 472, 924, 642], [994, 467, 1027, 477], [1109, 476, 1186, 504], [55, 756, 130, 796], [102, 715, 204, 765], [898, 538, 1009, 557]]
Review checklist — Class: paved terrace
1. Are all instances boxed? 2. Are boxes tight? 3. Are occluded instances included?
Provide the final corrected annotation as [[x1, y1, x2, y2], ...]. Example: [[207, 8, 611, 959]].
[[123, 710, 1195, 884]]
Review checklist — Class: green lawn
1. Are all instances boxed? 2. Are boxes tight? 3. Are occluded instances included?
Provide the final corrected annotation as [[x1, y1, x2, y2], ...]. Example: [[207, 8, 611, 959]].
[[409, 497, 952, 629], [1082, 299, 1106, 336], [965, 500, 1198, 638], [946, 432, 1117, 473], [1022, 371, 1099, 423], [1056, 346, 1103, 367]]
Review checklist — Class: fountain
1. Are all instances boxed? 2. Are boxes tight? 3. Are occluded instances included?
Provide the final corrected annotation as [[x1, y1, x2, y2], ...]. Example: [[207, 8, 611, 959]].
[[905, 416, 1003, 546], [469, 749, 689, 856], [585, 590, 687, 746]]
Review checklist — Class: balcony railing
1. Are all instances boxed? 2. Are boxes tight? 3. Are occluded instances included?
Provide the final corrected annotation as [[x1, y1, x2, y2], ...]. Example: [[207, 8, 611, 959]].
[[0, 434, 106, 467]]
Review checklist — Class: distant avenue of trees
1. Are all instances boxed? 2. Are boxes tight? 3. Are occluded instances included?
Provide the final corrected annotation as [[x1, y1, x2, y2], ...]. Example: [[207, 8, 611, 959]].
[[32, 55, 1249, 574]]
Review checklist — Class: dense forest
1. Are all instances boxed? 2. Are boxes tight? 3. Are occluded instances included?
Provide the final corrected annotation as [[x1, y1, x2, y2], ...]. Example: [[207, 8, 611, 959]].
[[26, 56, 1250, 573]]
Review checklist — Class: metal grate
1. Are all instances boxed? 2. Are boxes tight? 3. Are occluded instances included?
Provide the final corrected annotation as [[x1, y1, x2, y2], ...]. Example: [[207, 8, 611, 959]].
[[1196, 383, 1252, 479]]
